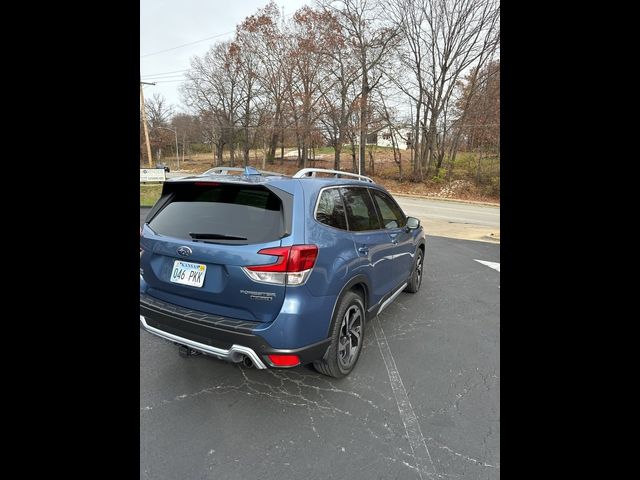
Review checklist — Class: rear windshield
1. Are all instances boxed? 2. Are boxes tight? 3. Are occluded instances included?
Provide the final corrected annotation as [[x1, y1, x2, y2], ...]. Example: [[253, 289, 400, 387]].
[[148, 183, 284, 244]]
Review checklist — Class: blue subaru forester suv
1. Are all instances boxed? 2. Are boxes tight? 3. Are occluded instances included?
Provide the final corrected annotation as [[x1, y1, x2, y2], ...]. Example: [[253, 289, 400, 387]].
[[140, 167, 426, 378]]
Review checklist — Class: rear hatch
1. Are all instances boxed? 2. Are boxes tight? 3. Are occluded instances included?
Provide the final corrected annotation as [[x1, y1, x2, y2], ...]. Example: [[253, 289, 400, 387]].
[[140, 180, 293, 323]]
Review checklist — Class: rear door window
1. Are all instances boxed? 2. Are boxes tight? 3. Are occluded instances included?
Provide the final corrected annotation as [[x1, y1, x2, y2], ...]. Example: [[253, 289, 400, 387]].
[[340, 187, 382, 231], [148, 183, 284, 244]]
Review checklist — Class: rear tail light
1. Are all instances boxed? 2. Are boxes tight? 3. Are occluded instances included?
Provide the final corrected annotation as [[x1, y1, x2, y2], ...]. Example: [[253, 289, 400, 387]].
[[242, 245, 318, 286], [267, 354, 300, 367]]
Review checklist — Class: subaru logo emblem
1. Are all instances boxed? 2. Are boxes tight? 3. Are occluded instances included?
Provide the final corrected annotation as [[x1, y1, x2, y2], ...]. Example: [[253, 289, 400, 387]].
[[177, 246, 192, 257]]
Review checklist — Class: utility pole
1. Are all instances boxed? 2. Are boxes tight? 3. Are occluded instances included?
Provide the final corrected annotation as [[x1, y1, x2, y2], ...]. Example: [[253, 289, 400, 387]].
[[140, 78, 156, 167]]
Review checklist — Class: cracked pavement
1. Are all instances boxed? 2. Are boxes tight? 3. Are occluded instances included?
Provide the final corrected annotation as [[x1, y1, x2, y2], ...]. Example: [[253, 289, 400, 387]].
[[141, 208, 499, 479]]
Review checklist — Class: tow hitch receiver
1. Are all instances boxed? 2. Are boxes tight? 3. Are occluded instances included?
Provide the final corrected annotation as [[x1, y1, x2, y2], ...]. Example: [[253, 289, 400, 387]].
[[177, 344, 199, 358]]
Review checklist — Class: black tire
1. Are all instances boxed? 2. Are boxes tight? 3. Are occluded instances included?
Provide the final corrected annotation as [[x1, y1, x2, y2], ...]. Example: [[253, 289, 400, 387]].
[[405, 248, 424, 293], [313, 291, 365, 378]]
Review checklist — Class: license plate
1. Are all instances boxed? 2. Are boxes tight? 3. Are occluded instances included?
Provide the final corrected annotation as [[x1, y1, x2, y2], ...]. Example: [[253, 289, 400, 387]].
[[170, 260, 207, 288]]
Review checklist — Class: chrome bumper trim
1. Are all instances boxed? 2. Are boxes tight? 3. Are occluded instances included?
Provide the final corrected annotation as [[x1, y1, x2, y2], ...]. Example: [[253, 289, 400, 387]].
[[139, 315, 267, 369]]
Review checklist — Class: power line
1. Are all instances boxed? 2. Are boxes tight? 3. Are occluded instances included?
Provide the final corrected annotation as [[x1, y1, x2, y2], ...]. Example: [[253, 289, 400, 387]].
[[140, 30, 236, 58], [142, 74, 186, 80], [140, 11, 297, 58], [141, 69, 189, 77]]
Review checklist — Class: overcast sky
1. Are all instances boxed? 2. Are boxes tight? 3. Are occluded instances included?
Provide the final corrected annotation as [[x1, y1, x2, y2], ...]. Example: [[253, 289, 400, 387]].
[[140, 0, 312, 111]]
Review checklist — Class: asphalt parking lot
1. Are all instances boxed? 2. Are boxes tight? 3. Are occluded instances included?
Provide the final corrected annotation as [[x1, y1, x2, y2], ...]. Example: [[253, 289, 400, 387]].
[[140, 207, 500, 480]]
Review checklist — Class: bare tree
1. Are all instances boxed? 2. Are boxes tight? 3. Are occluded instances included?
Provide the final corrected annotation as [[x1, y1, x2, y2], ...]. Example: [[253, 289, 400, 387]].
[[145, 93, 174, 161], [171, 113, 203, 161], [387, 0, 429, 178], [322, 0, 399, 175], [450, 59, 500, 181], [316, 11, 361, 170], [177, 0, 499, 185], [237, 1, 290, 164], [230, 30, 263, 166], [146, 93, 173, 127], [376, 91, 404, 180], [181, 41, 243, 166], [288, 6, 337, 168], [389, 0, 500, 178]]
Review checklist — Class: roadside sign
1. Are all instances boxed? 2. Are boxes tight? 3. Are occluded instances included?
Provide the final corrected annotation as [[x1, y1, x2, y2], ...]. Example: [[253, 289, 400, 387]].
[[140, 168, 166, 182]]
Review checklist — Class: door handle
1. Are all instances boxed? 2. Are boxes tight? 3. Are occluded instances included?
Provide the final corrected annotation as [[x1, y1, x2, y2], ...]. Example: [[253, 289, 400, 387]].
[[358, 246, 369, 255], [389, 234, 399, 245]]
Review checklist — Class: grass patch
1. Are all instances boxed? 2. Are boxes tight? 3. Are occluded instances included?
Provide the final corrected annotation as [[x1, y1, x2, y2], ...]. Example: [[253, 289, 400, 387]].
[[312, 146, 336, 155], [140, 183, 162, 207]]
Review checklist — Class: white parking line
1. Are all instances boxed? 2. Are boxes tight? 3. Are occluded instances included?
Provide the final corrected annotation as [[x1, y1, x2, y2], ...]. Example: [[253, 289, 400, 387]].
[[372, 315, 437, 479], [474, 259, 500, 272]]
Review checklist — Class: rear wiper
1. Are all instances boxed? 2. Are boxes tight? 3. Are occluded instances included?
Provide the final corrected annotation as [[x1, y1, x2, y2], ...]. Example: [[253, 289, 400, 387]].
[[188, 232, 247, 241]]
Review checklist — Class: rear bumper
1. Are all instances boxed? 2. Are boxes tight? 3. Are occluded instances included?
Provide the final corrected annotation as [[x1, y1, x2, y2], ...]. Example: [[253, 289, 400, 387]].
[[139, 293, 331, 368], [140, 314, 269, 368]]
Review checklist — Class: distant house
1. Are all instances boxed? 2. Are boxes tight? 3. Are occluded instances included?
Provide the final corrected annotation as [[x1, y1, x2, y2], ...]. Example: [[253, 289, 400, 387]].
[[376, 127, 413, 150], [352, 127, 413, 150]]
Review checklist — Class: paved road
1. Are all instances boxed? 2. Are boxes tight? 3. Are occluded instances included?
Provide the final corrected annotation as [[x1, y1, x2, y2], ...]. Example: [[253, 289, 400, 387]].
[[394, 197, 499, 228], [394, 197, 500, 243], [140, 208, 500, 480]]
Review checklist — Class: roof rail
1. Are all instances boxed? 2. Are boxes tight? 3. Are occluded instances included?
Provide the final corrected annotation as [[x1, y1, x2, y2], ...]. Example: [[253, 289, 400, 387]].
[[292, 168, 374, 183], [199, 167, 285, 177]]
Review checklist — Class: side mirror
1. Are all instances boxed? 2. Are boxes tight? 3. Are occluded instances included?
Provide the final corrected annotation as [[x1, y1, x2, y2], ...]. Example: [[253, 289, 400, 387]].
[[406, 216, 420, 230]]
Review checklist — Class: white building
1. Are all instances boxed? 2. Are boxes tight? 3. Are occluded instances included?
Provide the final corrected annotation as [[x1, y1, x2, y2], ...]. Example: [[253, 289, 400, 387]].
[[375, 127, 413, 150], [353, 127, 413, 150]]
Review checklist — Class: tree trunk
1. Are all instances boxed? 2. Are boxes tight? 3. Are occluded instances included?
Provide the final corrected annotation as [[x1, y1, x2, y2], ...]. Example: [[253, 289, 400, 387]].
[[334, 143, 341, 170], [412, 96, 421, 179], [420, 108, 429, 173], [476, 150, 483, 185], [262, 139, 267, 170], [267, 108, 280, 164], [390, 127, 402, 181], [351, 141, 357, 172], [435, 151, 445, 175], [268, 131, 278, 164], [446, 149, 457, 182], [359, 80, 368, 175], [300, 140, 308, 169], [243, 127, 250, 167]]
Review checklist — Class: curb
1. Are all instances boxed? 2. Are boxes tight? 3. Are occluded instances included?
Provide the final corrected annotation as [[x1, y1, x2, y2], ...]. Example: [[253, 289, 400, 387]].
[[388, 190, 500, 207], [388, 191, 500, 207], [428, 234, 500, 244], [482, 234, 501, 243]]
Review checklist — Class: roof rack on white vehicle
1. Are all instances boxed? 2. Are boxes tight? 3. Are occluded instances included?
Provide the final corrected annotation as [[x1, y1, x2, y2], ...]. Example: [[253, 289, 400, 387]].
[[200, 166, 284, 177], [292, 168, 374, 183]]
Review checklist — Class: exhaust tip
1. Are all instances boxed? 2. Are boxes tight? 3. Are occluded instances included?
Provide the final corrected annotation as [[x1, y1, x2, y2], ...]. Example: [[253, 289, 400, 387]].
[[242, 356, 254, 368]]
